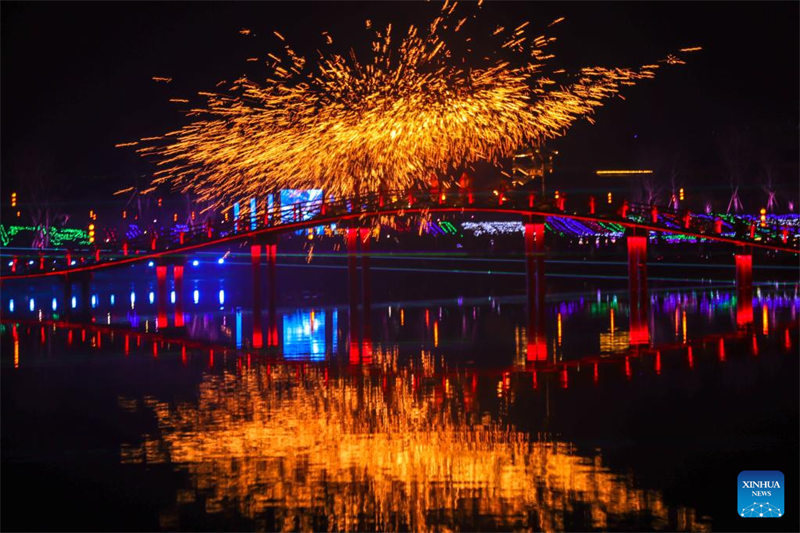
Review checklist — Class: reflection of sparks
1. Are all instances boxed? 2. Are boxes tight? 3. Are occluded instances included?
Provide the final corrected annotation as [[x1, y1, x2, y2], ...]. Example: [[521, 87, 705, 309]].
[[130, 4, 687, 209], [557, 311, 562, 345], [13, 325, 19, 369], [122, 362, 709, 531], [682, 309, 687, 344]]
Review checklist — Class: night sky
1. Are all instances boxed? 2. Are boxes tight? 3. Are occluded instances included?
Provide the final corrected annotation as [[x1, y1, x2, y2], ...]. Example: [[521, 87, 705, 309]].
[[2, 1, 798, 216]]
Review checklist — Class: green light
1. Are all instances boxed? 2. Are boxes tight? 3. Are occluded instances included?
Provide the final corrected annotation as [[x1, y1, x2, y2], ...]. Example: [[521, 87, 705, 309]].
[[0, 225, 90, 247], [439, 221, 458, 235]]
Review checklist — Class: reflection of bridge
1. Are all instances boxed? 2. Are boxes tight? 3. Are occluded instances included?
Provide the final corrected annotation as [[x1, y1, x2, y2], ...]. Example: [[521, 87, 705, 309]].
[[4, 309, 794, 387], [2, 190, 796, 359]]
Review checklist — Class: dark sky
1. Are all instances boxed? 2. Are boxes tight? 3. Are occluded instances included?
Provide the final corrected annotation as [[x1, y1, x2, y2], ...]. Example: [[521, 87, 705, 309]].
[[2, 1, 798, 215]]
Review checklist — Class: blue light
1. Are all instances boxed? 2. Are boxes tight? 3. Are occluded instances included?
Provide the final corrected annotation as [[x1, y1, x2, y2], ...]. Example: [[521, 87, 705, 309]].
[[7, 261, 12, 267], [91, 295, 97, 308], [235, 307, 242, 349], [52, 297, 58, 311], [217, 257, 225, 264], [193, 289, 199, 304], [110, 294, 115, 305], [149, 291, 155, 304], [9, 299, 14, 312], [71, 296, 77, 309], [147, 261, 155, 267], [332, 309, 338, 351], [29, 298, 35, 312], [130, 291, 135, 308], [283, 309, 326, 360], [170, 291, 176, 304], [218, 289, 225, 305], [70, 260, 76, 265], [192, 259, 199, 267], [233, 202, 240, 231], [250, 198, 257, 230]]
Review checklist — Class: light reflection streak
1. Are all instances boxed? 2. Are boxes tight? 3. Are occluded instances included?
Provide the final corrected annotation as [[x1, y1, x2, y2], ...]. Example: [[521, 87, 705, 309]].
[[13, 325, 19, 369]]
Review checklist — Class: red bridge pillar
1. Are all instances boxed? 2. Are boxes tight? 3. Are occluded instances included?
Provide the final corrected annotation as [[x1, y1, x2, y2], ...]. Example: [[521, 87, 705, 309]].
[[361, 228, 372, 362], [251, 244, 263, 348], [156, 265, 168, 329], [525, 220, 547, 361], [173, 264, 185, 328], [346, 227, 360, 363], [266, 241, 278, 347], [735, 252, 753, 327], [627, 235, 649, 345]]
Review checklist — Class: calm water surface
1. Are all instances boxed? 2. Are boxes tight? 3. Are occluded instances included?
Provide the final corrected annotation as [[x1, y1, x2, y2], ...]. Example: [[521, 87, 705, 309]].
[[1, 260, 798, 532]]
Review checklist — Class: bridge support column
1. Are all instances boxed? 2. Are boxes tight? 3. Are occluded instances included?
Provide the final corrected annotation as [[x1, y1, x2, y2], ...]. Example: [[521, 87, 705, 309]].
[[251, 244, 263, 348], [627, 235, 649, 345], [266, 241, 278, 347], [735, 252, 753, 327], [80, 275, 92, 320], [346, 227, 360, 363], [156, 265, 168, 329], [361, 228, 372, 363], [173, 264, 185, 328], [62, 275, 73, 320], [64, 272, 92, 322], [525, 220, 547, 362]]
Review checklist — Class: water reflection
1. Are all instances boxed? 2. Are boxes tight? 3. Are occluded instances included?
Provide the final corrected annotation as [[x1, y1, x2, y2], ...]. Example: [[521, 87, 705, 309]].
[[3, 282, 797, 531], [283, 309, 334, 360], [121, 359, 709, 531]]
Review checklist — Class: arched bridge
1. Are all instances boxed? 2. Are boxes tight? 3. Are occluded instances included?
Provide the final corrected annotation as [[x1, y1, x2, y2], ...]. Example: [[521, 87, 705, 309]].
[[2, 189, 797, 281]]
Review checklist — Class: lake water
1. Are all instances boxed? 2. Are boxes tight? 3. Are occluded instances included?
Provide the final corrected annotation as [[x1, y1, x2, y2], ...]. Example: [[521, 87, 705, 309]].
[[1, 253, 798, 531]]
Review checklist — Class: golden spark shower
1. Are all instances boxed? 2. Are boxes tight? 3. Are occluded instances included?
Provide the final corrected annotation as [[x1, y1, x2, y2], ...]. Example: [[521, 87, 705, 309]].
[[128, 1, 697, 209]]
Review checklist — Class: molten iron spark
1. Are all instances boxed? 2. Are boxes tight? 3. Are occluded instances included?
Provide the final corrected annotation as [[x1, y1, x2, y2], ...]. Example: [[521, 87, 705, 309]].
[[130, 4, 696, 209]]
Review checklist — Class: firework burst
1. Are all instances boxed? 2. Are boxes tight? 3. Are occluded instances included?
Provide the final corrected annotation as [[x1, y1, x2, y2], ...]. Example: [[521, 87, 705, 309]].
[[128, 2, 697, 209]]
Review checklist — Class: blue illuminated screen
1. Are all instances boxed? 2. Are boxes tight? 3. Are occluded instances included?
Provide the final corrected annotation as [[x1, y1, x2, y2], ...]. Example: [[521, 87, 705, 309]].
[[280, 189, 323, 220]]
